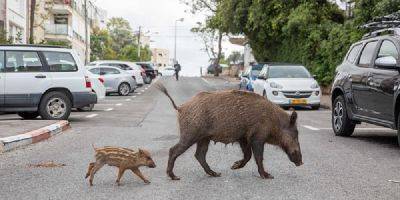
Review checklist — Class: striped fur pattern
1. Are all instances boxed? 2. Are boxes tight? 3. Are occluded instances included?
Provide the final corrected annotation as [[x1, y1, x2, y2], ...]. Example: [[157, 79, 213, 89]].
[[85, 146, 156, 186]]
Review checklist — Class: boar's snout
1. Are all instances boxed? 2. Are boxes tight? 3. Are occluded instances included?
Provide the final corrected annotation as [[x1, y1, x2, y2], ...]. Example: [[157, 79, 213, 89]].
[[148, 161, 156, 168], [289, 150, 303, 167]]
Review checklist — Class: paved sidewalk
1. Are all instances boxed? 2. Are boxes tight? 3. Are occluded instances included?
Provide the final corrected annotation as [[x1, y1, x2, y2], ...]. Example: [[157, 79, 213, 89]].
[[320, 95, 332, 109]]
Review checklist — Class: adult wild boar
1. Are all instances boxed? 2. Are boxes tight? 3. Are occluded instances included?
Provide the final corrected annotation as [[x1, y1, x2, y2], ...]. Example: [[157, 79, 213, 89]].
[[156, 84, 303, 180]]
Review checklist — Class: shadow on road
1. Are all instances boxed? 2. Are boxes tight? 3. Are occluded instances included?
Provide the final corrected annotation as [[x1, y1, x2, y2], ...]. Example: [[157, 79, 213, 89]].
[[351, 133, 398, 148]]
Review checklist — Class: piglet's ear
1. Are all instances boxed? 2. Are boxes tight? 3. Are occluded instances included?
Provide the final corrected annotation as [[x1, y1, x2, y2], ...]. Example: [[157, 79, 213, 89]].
[[138, 148, 144, 154], [289, 108, 297, 126]]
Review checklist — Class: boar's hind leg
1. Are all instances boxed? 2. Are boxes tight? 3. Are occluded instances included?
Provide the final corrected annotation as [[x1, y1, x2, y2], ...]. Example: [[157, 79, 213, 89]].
[[167, 141, 195, 180], [195, 139, 221, 177], [231, 138, 252, 170], [115, 167, 126, 186], [251, 140, 274, 179], [89, 161, 105, 186], [85, 162, 95, 179]]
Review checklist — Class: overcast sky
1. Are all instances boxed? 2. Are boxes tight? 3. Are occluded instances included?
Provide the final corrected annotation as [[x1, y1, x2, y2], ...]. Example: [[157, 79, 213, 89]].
[[95, 0, 242, 76]]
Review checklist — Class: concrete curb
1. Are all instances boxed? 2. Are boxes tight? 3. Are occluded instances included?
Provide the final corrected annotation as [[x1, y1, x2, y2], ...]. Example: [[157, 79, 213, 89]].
[[0, 120, 70, 153]]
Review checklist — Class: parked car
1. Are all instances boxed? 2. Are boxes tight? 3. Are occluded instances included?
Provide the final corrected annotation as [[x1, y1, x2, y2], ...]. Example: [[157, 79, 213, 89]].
[[207, 64, 222, 75], [77, 70, 106, 112], [331, 28, 400, 145], [158, 66, 175, 76], [88, 60, 145, 86], [239, 63, 265, 91], [87, 66, 137, 96], [253, 64, 321, 109], [0, 45, 97, 120], [136, 62, 157, 84]]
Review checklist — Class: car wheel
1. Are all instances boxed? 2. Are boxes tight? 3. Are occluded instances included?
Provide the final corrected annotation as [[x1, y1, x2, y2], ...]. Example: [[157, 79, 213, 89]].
[[144, 77, 152, 84], [332, 95, 355, 136], [77, 104, 95, 112], [39, 91, 71, 120], [18, 112, 39, 120], [311, 105, 320, 110], [397, 112, 400, 147], [118, 83, 131, 96]]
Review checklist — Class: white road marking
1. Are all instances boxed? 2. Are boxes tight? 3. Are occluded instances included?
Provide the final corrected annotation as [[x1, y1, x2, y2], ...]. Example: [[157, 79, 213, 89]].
[[105, 108, 113, 112], [115, 103, 123, 106], [137, 93, 141, 95], [86, 114, 98, 118], [201, 77, 211, 85], [303, 125, 320, 131], [141, 90, 145, 92], [131, 96, 136, 98], [145, 88, 148, 90]]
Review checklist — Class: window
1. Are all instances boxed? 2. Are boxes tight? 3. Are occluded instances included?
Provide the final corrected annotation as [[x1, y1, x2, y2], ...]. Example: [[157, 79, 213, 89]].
[[5, 51, 43, 72], [378, 40, 398, 59], [358, 41, 378, 67], [102, 68, 120, 75], [0, 51, 4, 72], [347, 44, 362, 63], [268, 65, 311, 79], [89, 68, 100, 75], [44, 52, 78, 72]]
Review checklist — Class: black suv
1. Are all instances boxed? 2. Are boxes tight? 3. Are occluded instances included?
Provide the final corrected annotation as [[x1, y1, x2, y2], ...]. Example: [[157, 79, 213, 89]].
[[331, 28, 400, 145]]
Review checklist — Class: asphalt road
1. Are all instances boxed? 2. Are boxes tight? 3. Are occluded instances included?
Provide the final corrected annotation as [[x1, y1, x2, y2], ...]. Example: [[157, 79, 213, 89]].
[[0, 77, 399, 200]]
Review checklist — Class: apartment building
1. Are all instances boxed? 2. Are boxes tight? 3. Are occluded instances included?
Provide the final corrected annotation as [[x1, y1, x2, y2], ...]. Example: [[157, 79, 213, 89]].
[[0, 0, 29, 43], [33, 0, 106, 63], [151, 48, 170, 68]]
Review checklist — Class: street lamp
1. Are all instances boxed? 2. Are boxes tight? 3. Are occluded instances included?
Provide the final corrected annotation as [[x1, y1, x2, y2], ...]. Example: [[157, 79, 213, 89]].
[[174, 18, 184, 63]]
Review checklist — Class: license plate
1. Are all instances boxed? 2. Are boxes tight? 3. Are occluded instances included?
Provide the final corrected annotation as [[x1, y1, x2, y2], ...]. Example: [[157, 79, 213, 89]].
[[290, 99, 307, 105]]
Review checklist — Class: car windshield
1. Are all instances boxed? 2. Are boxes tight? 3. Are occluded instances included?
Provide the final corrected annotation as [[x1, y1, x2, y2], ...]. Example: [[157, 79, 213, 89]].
[[268, 65, 311, 78], [250, 64, 264, 76]]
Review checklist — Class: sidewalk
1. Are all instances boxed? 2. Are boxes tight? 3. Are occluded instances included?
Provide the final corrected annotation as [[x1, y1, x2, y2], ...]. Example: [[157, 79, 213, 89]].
[[320, 95, 332, 109], [0, 120, 70, 152]]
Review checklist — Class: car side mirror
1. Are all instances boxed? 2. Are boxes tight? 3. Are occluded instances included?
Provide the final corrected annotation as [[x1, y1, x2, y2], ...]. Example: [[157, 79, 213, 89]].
[[375, 56, 398, 69], [242, 74, 248, 78]]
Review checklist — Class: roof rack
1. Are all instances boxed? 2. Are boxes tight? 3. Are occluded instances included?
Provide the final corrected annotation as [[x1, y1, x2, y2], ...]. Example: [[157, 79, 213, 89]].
[[362, 28, 400, 39], [0, 44, 66, 48], [360, 11, 400, 39]]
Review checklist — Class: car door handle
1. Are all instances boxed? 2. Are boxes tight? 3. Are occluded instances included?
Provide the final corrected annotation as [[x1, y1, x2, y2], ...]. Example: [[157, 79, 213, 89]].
[[35, 75, 47, 79]]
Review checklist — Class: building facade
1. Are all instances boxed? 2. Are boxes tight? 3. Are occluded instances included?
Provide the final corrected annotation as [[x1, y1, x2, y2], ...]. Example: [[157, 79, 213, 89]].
[[0, 0, 29, 43], [33, 0, 105, 63], [151, 48, 170, 68]]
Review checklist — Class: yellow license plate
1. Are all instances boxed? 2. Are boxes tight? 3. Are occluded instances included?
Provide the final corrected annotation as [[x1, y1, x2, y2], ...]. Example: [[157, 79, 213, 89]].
[[290, 99, 307, 105]]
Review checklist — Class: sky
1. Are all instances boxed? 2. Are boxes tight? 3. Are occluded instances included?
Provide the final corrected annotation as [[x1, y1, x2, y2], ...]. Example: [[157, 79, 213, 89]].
[[95, 0, 242, 76]]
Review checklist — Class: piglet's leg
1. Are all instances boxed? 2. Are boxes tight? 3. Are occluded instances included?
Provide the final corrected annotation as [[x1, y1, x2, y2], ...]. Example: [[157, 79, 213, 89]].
[[116, 167, 126, 186], [89, 162, 105, 186], [131, 168, 150, 184], [251, 140, 274, 179], [85, 162, 95, 179]]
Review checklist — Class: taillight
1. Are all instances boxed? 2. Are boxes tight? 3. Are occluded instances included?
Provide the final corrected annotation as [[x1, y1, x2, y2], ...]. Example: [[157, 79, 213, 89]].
[[132, 76, 136, 80], [98, 77, 104, 84], [85, 76, 92, 88]]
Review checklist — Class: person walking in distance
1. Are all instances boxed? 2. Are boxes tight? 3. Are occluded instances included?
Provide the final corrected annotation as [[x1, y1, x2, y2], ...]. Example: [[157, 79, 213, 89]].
[[174, 61, 181, 81]]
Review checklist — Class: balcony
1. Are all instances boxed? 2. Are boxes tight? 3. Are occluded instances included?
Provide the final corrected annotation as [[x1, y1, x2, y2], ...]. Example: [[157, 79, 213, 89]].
[[45, 24, 73, 42], [50, 0, 73, 14]]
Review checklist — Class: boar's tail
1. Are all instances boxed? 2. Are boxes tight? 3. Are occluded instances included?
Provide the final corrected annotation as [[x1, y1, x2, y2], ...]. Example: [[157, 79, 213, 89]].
[[91, 143, 97, 151], [155, 83, 179, 110]]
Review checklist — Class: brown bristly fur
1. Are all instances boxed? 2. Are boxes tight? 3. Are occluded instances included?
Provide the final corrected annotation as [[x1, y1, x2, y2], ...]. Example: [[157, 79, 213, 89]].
[[85, 146, 156, 186], [157, 84, 303, 180]]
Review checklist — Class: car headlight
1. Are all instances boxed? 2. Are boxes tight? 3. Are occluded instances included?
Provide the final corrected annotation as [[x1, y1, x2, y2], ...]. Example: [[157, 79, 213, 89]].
[[311, 82, 320, 89], [270, 82, 283, 89]]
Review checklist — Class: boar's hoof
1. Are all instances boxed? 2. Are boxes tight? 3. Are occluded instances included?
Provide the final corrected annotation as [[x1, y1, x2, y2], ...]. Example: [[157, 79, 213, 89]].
[[208, 171, 221, 177], [144, 180, 151, 184], [259, 172, 274, 179], [231, 160, 245, 170], [169, 175, 181, 180]]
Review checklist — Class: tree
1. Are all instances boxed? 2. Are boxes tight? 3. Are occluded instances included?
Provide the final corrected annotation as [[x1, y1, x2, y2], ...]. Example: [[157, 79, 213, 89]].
[[107, 17, 135, 53], [90, 28, 115, 61], [183, 0, 226, 76], [227, 51, 243, 64]]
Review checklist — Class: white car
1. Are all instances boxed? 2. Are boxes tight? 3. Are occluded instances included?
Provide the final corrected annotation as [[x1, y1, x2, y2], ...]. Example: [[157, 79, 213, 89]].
[[88, 60, 145, 85], [158, 66, 175, 76], [253, 64, 321, 110], [0, 45, 97, 120], [77, 70, 106, 112]]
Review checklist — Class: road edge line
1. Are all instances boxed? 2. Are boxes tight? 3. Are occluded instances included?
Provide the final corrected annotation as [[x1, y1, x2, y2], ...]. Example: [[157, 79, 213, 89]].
[[0, 120, 71, 153]]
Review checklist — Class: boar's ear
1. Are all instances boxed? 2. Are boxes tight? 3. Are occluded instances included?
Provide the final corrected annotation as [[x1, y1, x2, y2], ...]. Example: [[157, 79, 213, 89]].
[[289, 108, 297, 126], [138, 148, 144, 154]]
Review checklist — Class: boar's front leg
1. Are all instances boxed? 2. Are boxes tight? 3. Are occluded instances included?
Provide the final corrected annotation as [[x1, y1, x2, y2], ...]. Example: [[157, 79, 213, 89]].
[[251, 140, 274, 179], [195, 139, 221, 177], [167, 140, 195, 180], [131, 168, 150, 184], [231, 138, 252, 170], [116, 167, 127, 186]]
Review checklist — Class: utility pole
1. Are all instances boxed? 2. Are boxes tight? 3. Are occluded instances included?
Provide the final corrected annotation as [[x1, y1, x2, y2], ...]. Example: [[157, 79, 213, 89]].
[[174, 18, 184, 63], [84, 0, 89, 64], [137, 26, 141, 61]]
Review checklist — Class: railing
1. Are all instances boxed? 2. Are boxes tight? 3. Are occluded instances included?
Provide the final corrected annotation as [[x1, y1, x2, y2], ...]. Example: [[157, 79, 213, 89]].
[[54, 0, 72, 6], [45, 24, 71, 36]]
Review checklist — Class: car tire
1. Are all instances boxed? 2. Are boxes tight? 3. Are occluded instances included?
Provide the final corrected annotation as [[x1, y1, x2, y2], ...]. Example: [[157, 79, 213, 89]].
[[332, 95, 355, 137], [118, 83, 131, 96], [144, 76, 152, 84], [38, 91, 71, 120], [397, 112, 400, 147], [18, 112, 39, 120], [77, 104, 95, 112], [263, 90, 268, 100], [311, 105, 320, 110]]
